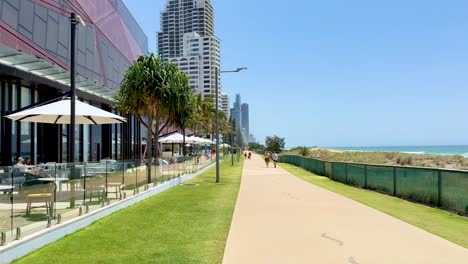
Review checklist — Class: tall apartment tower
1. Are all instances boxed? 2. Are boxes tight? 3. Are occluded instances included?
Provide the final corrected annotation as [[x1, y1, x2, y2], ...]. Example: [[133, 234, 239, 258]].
[[157, 0, 221, 99], [241, 103, 250, 142]]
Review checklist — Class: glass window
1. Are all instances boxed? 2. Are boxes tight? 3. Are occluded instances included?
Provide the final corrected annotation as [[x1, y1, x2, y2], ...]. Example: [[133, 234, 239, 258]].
[[83, 124, 90, 162], [62, 125, 68, 162], [20, 87, 32, 161], [11, 84, 17, 162]]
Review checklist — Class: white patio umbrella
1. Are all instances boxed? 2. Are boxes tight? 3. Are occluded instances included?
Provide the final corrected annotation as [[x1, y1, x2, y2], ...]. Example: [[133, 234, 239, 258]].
[[159, 133, 196, 144], [187, 136, 214, 145], [6, 98, 126, 124]]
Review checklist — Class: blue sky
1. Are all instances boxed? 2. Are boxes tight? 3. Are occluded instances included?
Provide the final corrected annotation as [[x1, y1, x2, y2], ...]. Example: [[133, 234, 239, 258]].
[[123, 0, 468, 148]]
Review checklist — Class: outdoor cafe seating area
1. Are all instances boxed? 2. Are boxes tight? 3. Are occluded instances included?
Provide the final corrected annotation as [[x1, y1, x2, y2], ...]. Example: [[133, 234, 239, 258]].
[[0, 154, 216, 245]]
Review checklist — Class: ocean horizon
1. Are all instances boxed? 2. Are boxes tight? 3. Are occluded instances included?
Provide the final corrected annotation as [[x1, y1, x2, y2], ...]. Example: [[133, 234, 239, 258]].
[[328, 145, 468, 157]]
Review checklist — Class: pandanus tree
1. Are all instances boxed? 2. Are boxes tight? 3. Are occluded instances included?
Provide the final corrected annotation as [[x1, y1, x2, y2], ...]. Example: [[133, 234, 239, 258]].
[[163, 63, 196, 156], [115, 54, 195, 183]]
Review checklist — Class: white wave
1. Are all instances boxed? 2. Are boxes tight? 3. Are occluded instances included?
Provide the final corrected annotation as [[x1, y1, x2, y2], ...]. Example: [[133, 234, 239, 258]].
[[402, 151, 425, 155]]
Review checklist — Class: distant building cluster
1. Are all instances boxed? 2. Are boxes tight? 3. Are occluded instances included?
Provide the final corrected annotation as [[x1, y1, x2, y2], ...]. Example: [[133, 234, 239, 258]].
[[231, 94, 256, 143]]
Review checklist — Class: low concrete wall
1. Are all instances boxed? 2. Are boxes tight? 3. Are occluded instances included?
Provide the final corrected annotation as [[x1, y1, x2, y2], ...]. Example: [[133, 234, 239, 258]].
[[0, 162, 215, 263]]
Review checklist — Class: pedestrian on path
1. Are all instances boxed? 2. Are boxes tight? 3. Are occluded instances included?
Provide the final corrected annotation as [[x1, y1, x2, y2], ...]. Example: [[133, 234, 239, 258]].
[[248, 151, 252, 159], [272, 152, 278, 168], [264, 151, 271, 167], [244, 151, 247, 160]]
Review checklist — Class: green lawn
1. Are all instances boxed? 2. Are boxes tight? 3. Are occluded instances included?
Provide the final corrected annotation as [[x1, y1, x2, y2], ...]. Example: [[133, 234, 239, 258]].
[[15, 158, 243, 264], [280, 163, 468, 248]]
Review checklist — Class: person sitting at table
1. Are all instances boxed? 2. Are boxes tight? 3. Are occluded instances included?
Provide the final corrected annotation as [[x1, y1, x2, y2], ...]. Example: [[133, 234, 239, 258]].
[[25, 157, 32, 165], [14, 157, 26, 172]]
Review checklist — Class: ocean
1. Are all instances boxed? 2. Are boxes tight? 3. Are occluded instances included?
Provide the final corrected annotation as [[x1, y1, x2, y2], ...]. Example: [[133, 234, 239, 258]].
[[330, 146, 468, 157]]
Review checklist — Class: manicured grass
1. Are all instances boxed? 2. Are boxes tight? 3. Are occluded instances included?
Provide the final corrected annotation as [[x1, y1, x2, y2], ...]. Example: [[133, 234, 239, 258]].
[[15, 158, 243, 264], [280, 163, 468, 248]]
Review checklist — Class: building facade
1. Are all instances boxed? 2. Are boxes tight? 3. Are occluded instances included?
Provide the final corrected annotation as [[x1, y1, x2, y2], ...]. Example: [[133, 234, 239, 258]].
[[157, 0, 221, 100], [0, 0, 147, 165], [220, 92, 229, 119]]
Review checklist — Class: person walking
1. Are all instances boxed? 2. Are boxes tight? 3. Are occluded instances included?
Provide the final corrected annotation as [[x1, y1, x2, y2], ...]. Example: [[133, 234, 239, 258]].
[[244, 151, 247, 160], [248, 151, 252, 159], [272, 152, 279, 168], [264, 151, 271, 168]]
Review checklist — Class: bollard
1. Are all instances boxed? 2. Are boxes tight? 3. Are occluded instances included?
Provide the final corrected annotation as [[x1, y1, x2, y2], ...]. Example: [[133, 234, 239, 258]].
[[85, 204, 89, 214], [1, 231, 6, 246], [57, 214, 62, 224], [123, 192, 127, 199], [16, 227, 21, 240], [79, 207, 83, 216]]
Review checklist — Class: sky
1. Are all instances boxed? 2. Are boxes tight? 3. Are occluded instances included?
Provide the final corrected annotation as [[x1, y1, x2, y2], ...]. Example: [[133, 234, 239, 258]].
[[123, 0, 468, 148]]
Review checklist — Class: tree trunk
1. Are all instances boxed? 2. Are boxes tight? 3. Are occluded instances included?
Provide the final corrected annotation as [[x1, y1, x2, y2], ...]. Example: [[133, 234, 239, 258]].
[[155, 117, 161, 159], [146, 113, 153, 184], [182, 130, 186, 156]]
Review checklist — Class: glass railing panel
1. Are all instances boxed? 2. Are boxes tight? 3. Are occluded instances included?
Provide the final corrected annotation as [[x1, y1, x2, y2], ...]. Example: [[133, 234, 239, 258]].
[[12, 165, 51, 240], [0, 166, 14, 244]]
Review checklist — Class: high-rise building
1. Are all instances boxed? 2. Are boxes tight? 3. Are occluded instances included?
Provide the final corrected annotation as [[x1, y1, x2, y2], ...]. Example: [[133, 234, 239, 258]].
[[232, 94, 242, 129], [157, 0, 221, 100], [220, 93, 230, 119], [241, 103, 249, 142]]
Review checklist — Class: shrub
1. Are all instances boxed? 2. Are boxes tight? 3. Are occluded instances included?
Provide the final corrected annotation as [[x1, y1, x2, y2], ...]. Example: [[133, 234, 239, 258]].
[[298, 146, 310, 157]]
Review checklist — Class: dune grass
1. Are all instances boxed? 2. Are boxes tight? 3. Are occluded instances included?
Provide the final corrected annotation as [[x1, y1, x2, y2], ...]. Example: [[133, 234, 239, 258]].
[[280, 163, 468, 248], [15, 158, 243, 264]]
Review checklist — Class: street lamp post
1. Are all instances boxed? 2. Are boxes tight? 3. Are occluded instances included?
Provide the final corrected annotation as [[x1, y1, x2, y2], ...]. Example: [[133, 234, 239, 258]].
[[69, 13, 85, 164], [69, 13, 85, 208], [215, 67, 247, 183]]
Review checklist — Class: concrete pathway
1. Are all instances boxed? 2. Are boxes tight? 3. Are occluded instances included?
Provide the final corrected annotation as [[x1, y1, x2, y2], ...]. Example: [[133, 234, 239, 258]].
[[223, 155, 468, 264]]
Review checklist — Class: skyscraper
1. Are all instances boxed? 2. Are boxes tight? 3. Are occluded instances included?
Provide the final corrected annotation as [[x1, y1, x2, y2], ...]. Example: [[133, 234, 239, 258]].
[[241, 103, 249, 142], [232, 94, 242, 129], [157, 0, 221, 99]]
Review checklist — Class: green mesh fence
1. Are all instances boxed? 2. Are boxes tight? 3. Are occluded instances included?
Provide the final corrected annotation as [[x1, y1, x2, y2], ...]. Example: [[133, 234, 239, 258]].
[[347, 164, 366, 188], [396, 168, 438, 205], [366, 165, 395, 195], [440, 171, 468, 213], [332, 163, 347, 183], [280, 155, 468, 214]]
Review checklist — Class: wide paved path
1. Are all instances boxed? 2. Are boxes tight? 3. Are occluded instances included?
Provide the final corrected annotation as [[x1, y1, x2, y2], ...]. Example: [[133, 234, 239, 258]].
[[222, 155, 468, 264]]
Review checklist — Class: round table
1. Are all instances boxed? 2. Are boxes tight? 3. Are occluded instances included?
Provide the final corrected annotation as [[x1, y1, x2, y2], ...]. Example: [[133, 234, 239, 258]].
[[0, 185, 13, 191]]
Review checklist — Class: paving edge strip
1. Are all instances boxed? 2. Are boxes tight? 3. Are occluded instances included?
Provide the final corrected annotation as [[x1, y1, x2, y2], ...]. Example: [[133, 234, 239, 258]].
[[0, 163, 215, 263]]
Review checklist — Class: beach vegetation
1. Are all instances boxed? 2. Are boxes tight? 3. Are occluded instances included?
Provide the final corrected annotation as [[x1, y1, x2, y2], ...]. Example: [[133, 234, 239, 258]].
[[285, 148, 468, 170]]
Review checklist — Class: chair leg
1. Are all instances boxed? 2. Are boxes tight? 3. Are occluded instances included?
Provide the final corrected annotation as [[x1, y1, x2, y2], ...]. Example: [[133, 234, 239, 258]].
[[26, 201, 30, 216]]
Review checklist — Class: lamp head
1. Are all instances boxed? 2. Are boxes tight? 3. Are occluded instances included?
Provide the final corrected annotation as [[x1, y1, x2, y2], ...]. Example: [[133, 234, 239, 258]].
[[235, 67, 248, 72], [76, 15, 86, 26]]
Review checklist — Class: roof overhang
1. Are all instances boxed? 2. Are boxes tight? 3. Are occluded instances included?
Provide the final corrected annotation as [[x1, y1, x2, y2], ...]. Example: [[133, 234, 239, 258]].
[[0, 45, 116, 104]]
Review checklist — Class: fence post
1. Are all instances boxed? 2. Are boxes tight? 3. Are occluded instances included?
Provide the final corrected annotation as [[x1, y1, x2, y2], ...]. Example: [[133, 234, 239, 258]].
[[437, 170, 442, 207], [393, 167, 397, 196], [364, 164, 368, 189]]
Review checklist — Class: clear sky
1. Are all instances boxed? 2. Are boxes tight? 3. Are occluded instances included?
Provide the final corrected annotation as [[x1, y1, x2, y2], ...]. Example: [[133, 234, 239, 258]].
[[123, 0, 468, 148]]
